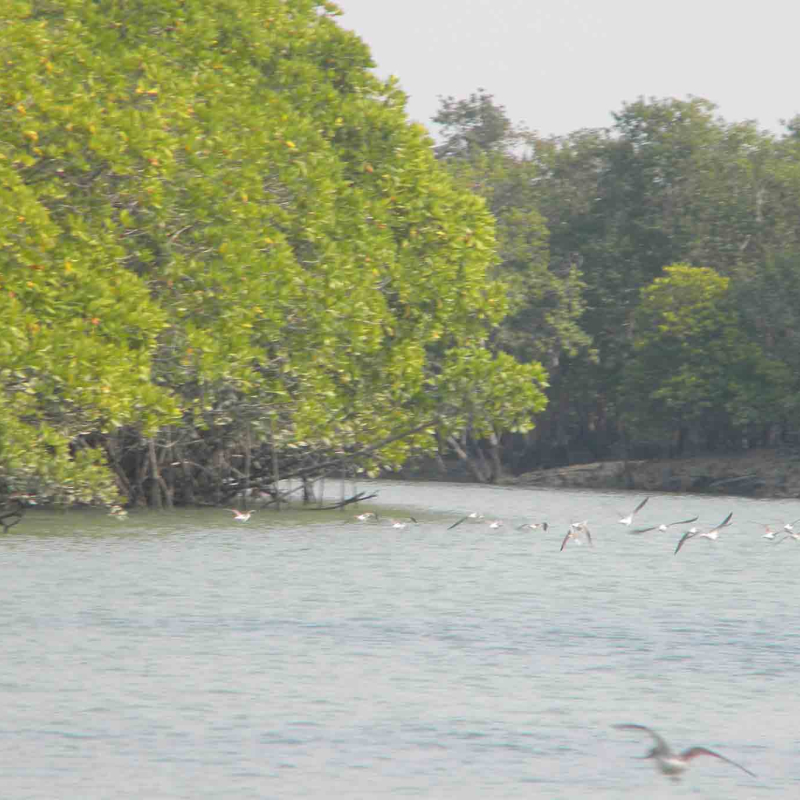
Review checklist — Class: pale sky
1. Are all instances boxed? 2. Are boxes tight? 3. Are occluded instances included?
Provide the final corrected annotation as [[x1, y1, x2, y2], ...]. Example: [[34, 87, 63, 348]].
[[336, 0, 799, 138]]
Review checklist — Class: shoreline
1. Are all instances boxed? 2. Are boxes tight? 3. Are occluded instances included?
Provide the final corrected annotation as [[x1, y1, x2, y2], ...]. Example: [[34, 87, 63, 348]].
[[509, 448, 800, 498]]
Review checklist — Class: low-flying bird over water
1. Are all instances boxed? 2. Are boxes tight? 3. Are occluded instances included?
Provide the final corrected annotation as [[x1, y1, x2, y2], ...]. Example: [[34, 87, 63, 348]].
[[517, 521, 549, 532], [448, 512, 485, 530], [613, 724, 756, 781], [230, 509, 253, 522], [560, 520, 592, 551], [355, 512, 378, 522], [780, 518, 800, 534], [618, 497, 649, 526], [389, 517, 418, 529], [674, 512, 733, 555], [631, 516, 698, 534], [751, 522, 778, 540]]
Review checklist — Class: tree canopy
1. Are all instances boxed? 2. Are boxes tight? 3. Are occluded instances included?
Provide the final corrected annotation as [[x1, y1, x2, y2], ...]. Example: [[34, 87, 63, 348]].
[[0, 0, 548, 506]]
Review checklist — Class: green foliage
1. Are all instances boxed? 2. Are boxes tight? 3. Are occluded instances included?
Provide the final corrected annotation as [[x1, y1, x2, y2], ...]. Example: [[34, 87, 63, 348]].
[[433, 89, 523, 159], [432, 92, 589, 368], [0, 1, 548, 503], [621, 264, 791, 449], [526, 96, 800, 460]]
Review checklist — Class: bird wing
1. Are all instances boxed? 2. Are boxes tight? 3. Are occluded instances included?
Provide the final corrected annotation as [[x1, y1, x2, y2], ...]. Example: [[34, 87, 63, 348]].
[[630, 526, 657, 534], [674, 531, 695, 555], [584, 528, 593, 547], [680, 747, 756, 777], [559, 531, 573, 552], [716, 512, 733, 529], [633, 496, 650, 515], [447, 516, 467, 530], [668, 515, 699, 527], [613, 724, 670, 755]]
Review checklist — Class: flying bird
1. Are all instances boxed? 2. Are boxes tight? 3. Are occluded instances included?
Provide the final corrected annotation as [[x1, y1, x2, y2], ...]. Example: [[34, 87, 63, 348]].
[[751, 523, 778, 540], [230, 509, 253, 522], [108, 504, 128, 520], [560, 520, 592, 551], [389, 517, 418, 529], [355, 512, 378, 522], [613, 723, 755, 781], [631, 515, 698, 534], [674, 512, 733, 555], [781, 518, 800, 533], [448, 512, 485, 530], [618, 497, 650, 526], [517, 521, 549, 532]]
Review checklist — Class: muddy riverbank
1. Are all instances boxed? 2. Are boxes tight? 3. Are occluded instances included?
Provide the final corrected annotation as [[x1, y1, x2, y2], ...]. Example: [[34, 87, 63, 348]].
[[511, 448, 800, 498]]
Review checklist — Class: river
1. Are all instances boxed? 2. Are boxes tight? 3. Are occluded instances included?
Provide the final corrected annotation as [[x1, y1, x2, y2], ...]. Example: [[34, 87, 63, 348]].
[[2, 480, 798, 798]]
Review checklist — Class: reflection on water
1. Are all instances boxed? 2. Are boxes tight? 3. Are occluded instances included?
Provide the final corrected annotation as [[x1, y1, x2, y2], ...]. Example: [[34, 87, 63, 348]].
[[1, 480, 798, 798]]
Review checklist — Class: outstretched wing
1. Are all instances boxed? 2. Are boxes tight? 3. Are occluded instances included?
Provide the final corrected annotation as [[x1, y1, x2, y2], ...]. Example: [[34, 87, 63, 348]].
[[680, 747, 756, 777], [716, 512, 733, 529], [630, 526, 657, 535], [668, 515, 699, 527], [559, 531, 572, 552], [447, 516, 468, 531], [613, 724, 670, 754], [633, 496, 650, 515], [674, 531, 695, 555]]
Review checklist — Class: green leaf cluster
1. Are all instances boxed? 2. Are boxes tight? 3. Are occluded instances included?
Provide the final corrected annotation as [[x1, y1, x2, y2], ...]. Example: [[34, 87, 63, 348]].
[[0, 1, 548, 503], [621, 264, 792, 447]]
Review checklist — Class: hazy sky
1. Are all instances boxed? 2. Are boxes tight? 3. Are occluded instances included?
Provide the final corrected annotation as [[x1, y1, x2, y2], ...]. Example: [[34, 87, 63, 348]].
[[336, 0, 798, 138]]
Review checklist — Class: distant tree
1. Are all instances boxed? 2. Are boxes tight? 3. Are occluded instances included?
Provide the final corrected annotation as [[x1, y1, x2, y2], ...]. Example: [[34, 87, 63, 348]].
[[431, 91, 590, 473], [433, 89, 527, 159], [528, 96, 800, 462], [621, 264, 790, 454]]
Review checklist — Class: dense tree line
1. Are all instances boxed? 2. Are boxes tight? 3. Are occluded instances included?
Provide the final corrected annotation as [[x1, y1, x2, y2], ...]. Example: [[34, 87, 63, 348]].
[[0, 0, 546, 508], [4, 3, 800, 508], [432, 91, 800, 470]]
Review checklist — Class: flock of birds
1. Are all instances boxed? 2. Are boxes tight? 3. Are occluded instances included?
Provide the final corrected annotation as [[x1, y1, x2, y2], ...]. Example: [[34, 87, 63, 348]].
[[231, 496, 800, 556], [226, 496, 793, 783], [251, 496, 800, 557]]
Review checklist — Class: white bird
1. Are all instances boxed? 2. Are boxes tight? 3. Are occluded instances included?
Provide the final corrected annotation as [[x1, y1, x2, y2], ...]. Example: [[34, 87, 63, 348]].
[[560, 520, 592, 551], [631, 515, 698, 534], [674, 512, 733, 555], [613, 723, 755, 781], [355, 512, 378, 522], [487, 519, 504, 529], [777, 530, 800, 544], [389, 517, 418, 529], [754, 523, 778, 540], [108, 504, 128, 520], [517, 521, 549, 532], [448, 512, 485, 530], [230, 509, 253, 522], [781, 518, 800, 533], [618, 497, 649, 526]]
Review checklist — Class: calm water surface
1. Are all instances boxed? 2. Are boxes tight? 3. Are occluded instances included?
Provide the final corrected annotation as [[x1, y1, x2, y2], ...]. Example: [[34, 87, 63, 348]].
[[2, 481, 799, 798]]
